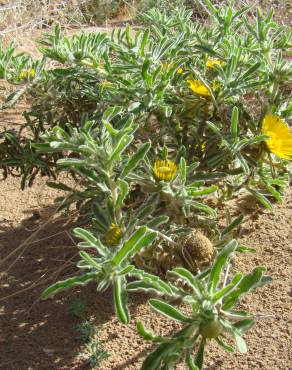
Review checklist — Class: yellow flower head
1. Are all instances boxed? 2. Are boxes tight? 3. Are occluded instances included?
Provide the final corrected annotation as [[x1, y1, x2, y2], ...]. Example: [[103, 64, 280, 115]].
[[187, 79, 210, 97], [262, 114, 292, 161], [105, 223, 123, 246], [20, 68, 35, 80], [206, 58, 225, 69], [177, 67, 184, 74], [153, 160, 177, 182]]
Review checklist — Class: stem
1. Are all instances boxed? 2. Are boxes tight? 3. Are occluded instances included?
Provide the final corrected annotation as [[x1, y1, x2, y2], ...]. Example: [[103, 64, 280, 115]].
[[108, 177, 122, 223], [222, 263, 231, 288], [147, 228, 178, 247]]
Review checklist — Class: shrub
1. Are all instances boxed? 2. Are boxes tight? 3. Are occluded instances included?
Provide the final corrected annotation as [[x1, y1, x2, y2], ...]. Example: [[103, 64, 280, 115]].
[[0, 1, 291, 368]]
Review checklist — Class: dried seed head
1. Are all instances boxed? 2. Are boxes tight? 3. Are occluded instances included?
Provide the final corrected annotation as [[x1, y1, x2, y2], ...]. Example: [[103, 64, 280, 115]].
[[180, 230, 214, 270]]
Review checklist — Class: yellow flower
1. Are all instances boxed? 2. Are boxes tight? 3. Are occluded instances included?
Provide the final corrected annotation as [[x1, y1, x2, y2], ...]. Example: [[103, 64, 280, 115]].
[[262, 114, 292, 160], [206, 58, 225, 69], [195, 142, 206, 154], [187, 79, 211, 97], [153, 160, 177, 182], [177, 67, 184, 74], [20, 68, 35, 79], [105, 223, 122, 246]]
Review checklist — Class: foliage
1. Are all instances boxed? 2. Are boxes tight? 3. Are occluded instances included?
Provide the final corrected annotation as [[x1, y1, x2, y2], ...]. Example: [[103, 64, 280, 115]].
[[133, 241, 271, 369], [0, 0, 290, 368]]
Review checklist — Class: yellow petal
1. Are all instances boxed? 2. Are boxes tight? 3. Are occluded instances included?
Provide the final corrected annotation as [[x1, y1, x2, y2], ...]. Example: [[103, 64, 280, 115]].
[[187, 79, 211, 97]]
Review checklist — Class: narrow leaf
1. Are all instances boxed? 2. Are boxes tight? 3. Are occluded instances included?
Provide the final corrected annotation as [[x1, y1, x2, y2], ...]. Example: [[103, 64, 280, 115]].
[[195, 338, 205, 369], [113, 227, 147, 265], [113, 277, 130, 324], [149, 299, 192, 323], [208, 240, 238, 293], [41, 273, 99, 299], [231, 106, 239, 138], [120, 142, 151, 179]]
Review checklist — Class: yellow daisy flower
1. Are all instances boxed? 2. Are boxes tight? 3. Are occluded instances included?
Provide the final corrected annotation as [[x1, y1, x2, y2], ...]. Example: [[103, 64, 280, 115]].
[[206, 58, 225, 69], [187, 79, 211, 97], [262, 114, 292, 160], [20, 68, 35, 80], [105, 223, 122, 246], [153, 160, 177, 182], [177, 67, 184, 74]]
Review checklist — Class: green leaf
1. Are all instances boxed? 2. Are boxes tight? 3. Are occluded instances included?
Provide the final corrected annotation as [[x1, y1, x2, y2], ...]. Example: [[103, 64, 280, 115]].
[[195, 338, 205, 369], [237, 153, 250, 174], [137, 321, 171, 343], [188, 185, 218, 197], [142, 342, 175, 370], [113, 277, 130, 324], [140, 29, 150, 57], [146, 215, 169, 229], [102, 106, 123, 122], [247, 188, 273, 210], [110, 134, 133, 163], [128, 268, 175, 296], [170, 267, 203, 299], [127, 280, 163, 295], [46, 182, 73, 192], [57, 158, 85, 167], [222, 266, 267, 310], [113, 227, 147, 265], [191, 201, 216, 217], [179, 157, 187, 185], [208, 240, 238, 293], [74, 228, 109, 257], [118, 265, 135, 275], [215, 337, 234, 353], [129, 231, 157, 258], [41, 273, 99, 299], [186, 354, 200, 370], [239, 62, 261, 82], [137, 321, 157, 341], [116, 179, 130, 207], [233, 319, 254, 334], [235, 333, 247, 353], [148, 299, 192, 323], [92, 203, 110, 230], [212, 272, 243, 303], [79, 251, 101, 270], [231, 106, 239, 138], [266, 185, 283, 203], [120, 142, 151, 179], [74, 227, 97, 244], [142, 58, 152, 86]]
